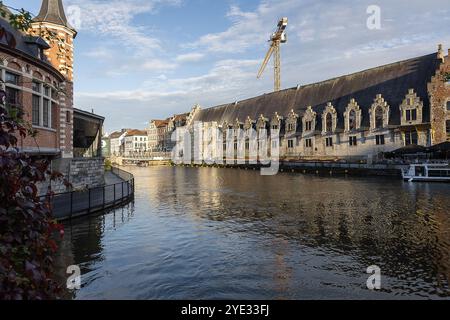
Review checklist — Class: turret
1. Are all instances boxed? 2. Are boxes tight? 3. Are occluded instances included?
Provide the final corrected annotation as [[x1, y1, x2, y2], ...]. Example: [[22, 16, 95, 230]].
[[30, 0, 76, 81]]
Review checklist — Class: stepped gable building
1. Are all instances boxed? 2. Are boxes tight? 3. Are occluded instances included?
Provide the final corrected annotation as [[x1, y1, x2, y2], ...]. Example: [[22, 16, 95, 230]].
[[0, 0, 76, 157], [191, 48, 450, 159]]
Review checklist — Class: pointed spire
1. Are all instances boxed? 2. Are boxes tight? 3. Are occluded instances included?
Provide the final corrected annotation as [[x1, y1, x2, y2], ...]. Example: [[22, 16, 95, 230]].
[[33, 0, 76, 32]]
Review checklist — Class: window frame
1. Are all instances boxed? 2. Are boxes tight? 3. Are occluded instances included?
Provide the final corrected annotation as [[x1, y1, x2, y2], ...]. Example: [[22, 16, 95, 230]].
[[305, 138, 312, 148], [287, 139, 294, 149], [375, 134, 385, 145], [30, 80, 53, 128]]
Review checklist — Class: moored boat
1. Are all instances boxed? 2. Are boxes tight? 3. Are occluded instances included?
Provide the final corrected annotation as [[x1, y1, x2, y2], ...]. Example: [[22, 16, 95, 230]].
[[401, 163, 450, 182]]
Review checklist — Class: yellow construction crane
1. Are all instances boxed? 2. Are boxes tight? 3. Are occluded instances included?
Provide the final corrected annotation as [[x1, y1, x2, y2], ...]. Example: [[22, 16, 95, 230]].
[[257, 17, 288, 92]]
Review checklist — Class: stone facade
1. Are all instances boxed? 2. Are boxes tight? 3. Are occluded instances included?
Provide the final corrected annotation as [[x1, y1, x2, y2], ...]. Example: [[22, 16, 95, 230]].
[[181, 49, 449, 162]]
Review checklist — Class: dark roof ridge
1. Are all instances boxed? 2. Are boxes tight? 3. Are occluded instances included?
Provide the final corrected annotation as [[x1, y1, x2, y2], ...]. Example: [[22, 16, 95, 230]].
[[229, 52, 438, 108]]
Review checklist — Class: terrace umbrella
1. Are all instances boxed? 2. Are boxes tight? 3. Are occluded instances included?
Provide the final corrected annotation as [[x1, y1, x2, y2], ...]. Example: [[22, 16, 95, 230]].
[[426, 141, 450, 159], [384, 144, 427, 158]]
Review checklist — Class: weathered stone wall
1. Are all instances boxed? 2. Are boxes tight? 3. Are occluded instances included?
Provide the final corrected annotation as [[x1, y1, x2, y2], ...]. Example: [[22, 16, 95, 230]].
[[38, 158, 105, 195]]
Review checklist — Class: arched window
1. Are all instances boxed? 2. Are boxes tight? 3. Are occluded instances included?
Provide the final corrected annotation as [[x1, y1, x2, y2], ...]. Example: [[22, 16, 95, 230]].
[[375, 106, 384, 129], [325, 113, 333, 132], [349, 110, 356, 131]]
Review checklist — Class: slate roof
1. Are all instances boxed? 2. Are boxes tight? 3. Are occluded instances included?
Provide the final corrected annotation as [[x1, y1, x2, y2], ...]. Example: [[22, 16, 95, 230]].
[[0, 10, 51, 63], [33, 0, 76, 33], [194, 53, 442, 131]]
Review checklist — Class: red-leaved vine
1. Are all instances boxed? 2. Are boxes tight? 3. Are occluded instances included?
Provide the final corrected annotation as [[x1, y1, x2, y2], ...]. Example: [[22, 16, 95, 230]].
[[0, 89, 66, 299]]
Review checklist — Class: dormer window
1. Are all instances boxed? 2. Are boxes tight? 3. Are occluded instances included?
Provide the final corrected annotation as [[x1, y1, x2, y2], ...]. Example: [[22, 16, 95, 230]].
[[322, 103, 337, 134], [405, 109, 417, 121], [400, 89, 423, 125], [325, 113, 333, 132], [344, 99, 362, 132], [287, 123, 295, 131], [305, 121, 312, 131], [369, 95, 390, 130], [302, 106, 316, 134], [348, 110, 356, 130], [272, 124, 278, 130], [375, 107, 384, 128]]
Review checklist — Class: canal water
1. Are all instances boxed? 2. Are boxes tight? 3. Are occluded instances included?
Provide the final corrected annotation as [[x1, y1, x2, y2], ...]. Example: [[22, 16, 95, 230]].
[[56, 166, 450, 299]]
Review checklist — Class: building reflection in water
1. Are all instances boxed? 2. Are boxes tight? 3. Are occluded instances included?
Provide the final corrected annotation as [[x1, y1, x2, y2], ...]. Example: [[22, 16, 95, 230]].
[[55, 166, 450, 299]]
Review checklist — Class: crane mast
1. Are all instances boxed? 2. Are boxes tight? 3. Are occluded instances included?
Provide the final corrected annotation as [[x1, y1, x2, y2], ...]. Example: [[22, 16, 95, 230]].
[[257, 17, 288, 92]]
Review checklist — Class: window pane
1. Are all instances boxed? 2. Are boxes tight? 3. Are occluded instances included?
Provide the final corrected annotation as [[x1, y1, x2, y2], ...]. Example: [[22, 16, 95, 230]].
[[44, 86, 50, 97], [32, 95, 40, 126], [375, 107, 384, 128], [406, 110, 411, 121], [447, 101, 450, 111], [326, 114, 333, 132], [349, 110, 356, 130], [5, 72, 19, 85], [32, 81, 41, 93], [411, 109, 417, 121], [5, 87, 19, 105], [43, 99, 49, 127]]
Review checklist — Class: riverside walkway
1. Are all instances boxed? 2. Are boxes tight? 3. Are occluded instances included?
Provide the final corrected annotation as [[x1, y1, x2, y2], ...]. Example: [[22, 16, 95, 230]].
[[49, 168, 134, 220]]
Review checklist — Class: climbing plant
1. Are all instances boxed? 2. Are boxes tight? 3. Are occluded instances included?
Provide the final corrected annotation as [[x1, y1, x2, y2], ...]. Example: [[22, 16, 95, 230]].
[[0, 89, 68, 299], [0, 2, 67, 299]]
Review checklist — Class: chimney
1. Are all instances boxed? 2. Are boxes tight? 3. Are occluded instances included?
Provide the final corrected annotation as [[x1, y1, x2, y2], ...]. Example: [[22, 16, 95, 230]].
[[437, 44, 444, 61]]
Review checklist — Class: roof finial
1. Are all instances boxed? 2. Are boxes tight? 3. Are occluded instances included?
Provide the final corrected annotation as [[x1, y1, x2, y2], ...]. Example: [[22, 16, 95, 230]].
[[437, 44, 444, 61]]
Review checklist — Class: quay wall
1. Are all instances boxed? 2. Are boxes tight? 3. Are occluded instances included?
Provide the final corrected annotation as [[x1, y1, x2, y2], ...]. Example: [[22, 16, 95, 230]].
[[175, 161, 404, 177], [38, 158, 105, 195]]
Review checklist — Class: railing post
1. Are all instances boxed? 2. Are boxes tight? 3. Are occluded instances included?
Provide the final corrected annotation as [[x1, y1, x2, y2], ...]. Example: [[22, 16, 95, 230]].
[[88, 188, 91, 214], [70, 191, 73, 218], [102, 185, 106, 210], [114, 183, 116, 203]]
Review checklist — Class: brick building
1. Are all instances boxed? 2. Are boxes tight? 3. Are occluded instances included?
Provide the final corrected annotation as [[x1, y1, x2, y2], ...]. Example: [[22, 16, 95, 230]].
[[1, 0, 76, 157]]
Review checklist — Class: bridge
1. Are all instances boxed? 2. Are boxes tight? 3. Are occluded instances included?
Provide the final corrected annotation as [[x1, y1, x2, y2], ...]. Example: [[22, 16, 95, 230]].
[[110, 152, 172, 166]]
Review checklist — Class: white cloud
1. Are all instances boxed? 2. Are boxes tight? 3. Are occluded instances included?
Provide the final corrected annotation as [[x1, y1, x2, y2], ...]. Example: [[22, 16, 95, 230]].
[[73, 0, 450, 131], [66, 0, 181, 52], [83, 47, 114, 59], [175, 53, 205, 63]]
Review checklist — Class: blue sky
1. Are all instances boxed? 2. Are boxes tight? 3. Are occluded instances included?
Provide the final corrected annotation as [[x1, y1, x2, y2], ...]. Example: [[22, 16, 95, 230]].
[[6, 0, 450, 132]]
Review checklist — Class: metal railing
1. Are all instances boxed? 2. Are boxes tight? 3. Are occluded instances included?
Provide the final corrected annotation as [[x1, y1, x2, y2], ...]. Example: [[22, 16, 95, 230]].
[[44, 166, 135, 220]]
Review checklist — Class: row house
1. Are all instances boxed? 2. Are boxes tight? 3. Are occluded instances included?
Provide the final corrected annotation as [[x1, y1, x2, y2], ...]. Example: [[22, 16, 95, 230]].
[[124, 129, 148, 155], [184, 48, 450, 161], [148, 113, 189, 151]]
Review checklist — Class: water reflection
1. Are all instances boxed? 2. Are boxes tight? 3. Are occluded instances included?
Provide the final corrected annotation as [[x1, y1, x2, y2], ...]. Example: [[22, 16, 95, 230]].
[[55, 167, 450, 299]]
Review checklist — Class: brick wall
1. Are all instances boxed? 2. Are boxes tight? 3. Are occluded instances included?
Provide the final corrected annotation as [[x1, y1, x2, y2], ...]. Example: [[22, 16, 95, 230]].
[[429, 49, 450, 144], [0, 51, 67, 153]]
